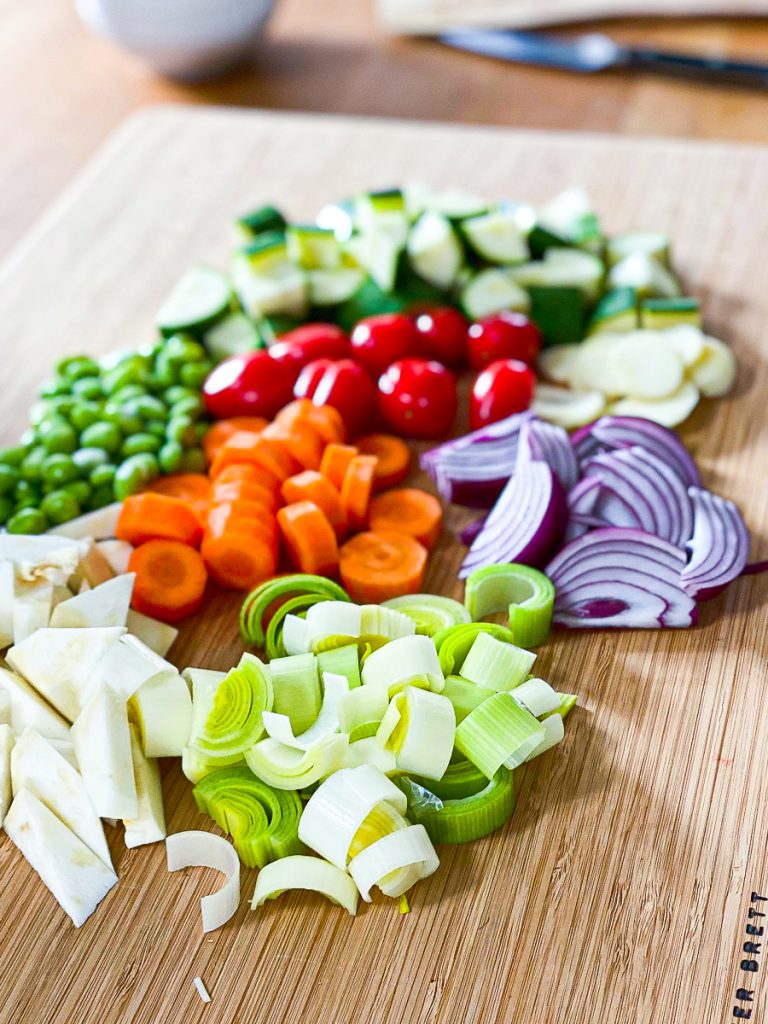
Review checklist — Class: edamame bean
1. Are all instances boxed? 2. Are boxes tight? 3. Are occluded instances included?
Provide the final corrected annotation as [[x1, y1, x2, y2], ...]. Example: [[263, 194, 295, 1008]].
[[152, 352, 178, 387], [90, 463, 116, 488], [39, 378, 70, 399], [103, 406, 143, 435], [73, 447, 110, 476], [171, 394, 205, 419], [122, 433, 161, 457], [70, 402, 103, 432], [158, 441, 184, 473], [14, 480, 42, 506], [20, 447, 47, 482], [42, 453, 79, 487], [194, 422, 209, 443], [131, 395, 167, 421], [41, 489, 81, 524], [0, 496, 13, 525], [71, 376, 104, 401], [146, 421, 167, 439], [163, 385, 199, 406], [179, 362, 213, 389], [166, 416, 196, 447], [56, 355, 100, 381], [114, 453, 159, 500], [0, 445, 29, 467], [80, 422, 122, 455], [164, 335, 207, 363], [0, 464, 19, 495], [7, 508, 48, 534], [111, 384, 147, 404], [181, 447, 207, 473], [39, 420, 77, 455]]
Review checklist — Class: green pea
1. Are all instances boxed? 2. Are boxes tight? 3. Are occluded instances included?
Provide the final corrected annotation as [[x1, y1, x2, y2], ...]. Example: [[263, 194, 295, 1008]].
[[158, 441, 184, 474], [7, 508, 48, 534], [70, 402, 103, 432], [56, 355, 100, 381], [166, 416, 197, 447], [14, 480, 42, 506], [179, 362, 213, 389], [122, 433, 161, 457], [0, 445, 29, 467], [42, 453, 79, 487], [39, 421, 77, 455], [90, 463, 116, 488], [171, 394, 205, 419], [114, 453, 159, 500], [152, 353, 179, 388], [146, 421, 167, 439], [0, 464, 19, 495], [19, 429, 37, 447], [41, 489, 81, 524], [181, 447, 207, 474], [20, 447, 48, 482], [163, 334, 207, 364], [71, 376, 104, 401], [30, 399, 73, 426], [72, 447, 110, 476], [163, 385, 199, 406], [80, 422, 122, 455], [39, 377, 71, 399], [0, 496, 13, 525]]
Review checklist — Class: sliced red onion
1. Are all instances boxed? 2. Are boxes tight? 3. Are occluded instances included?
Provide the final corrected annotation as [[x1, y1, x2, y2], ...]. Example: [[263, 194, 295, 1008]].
[[565, 477, 602, 541], [681, 487, 750, 599], [459, 458, 566, 578], [519, 419, 579, 491], [571, 415, 701, 488], [459, 517, 486, 546]]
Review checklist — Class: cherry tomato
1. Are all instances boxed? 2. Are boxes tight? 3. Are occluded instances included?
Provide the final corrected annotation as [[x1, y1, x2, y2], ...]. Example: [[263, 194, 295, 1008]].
[[294, 358, 376, 438], [377, 359, 457, 439], [470, 359, 536, 430], [414, 307, 469, 367], [466, 312, 542, 371], [203, 351, 297, 420], [350, 314, 419, 377], [268, 323, 349, 370]]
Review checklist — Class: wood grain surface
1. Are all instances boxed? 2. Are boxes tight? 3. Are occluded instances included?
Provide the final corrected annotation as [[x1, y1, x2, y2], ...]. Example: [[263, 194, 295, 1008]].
[[1, 107, 767, 1024]]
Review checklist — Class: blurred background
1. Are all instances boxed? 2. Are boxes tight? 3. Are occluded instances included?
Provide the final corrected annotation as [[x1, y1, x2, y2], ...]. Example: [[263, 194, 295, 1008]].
[[2, 0, 767, 259]]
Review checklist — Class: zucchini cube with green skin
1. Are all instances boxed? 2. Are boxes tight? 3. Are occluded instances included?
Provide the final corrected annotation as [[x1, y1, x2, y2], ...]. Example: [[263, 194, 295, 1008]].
[[354, 189, 410, 250], [242, 232, 291, 272], [235, 204, 286, 243], [156, 266, 233, 338], [529, 287, 586, 345], [231, 253, 308, 319], [587, 287, 639, 336], [286, 225, 342, 270], [606, 229, 671, 268], [640, 297, 702, 330], [308, 268, 365, 307], [607, 253, 681, 300], [460, 268, 530, 321], [459, 208, 529, 265], [345, 231, 404, 293], [203, 313, 263, 360], [334, 276, 407, 332], [407, 211, 464, 290]]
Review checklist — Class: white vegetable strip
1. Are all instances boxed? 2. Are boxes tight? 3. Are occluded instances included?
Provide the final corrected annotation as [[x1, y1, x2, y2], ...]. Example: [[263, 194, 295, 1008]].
[[251, 855, 359, 916], [361, 635, 445, 694], [337, 686, 389, 734], [0, 724, 12, 826], [525, 712, 565, 761], [123, 724, 166, 849], [72, 684, 138, 819], [262, 672, 349, 750], [166, 831, 240, 933], [376, 688, 455, 780], [348, 824, 439, 901], [344, 738, 397, 773], [305, 602, 362, 650], [512, 678, 562, 719], [282, 615, 309, 655], [193, 978, 211, 1004]]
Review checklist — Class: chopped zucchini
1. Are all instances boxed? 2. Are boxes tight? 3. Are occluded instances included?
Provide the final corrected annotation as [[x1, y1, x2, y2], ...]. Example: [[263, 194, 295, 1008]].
[[425, 188, 487, 221], [334, 277, 407, 332], [231, 254, 307, 319], [203, 313, 263, 360], [407, 212, 463, 290], [236, 205, 286, 243], [539, 187, 601, 248], [308, 268, 366, 306], [355, 189, 409, 249], [460, 268, 530, 321], [513, 248, 605, 304], [640, 297, 702, 330], [607, 230, 671, 268], [460, 208, 528, 265], [587, 288, 639, 335], [242, 232, 291, 272], [156, 267, 232, 338], [345, 232, 403, 293], [316, 200, 355, 242], [528, 286, 585, 346], [607, 253, 680, 300], [286, 225, 341, 270]]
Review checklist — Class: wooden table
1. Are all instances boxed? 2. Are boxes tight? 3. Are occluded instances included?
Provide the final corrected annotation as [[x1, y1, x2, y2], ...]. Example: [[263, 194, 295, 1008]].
[[1, 0, 767, 259]]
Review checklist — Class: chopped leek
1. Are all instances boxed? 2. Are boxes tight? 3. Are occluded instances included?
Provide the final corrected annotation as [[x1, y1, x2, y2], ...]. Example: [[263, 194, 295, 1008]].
[[442, 676, 495, 724], [289, 601, 416, 655], [269, 653, 321, 734], [304, 601, 363, 652], [455, 692, 545, 777], [361, 635, 445, 695], [317, 644, 361, 689], [347, 801, 411, 859], [412, 758, 489, 800], [432, 622, 514, 676], [511, 677, 561, 718], [193, 766, 304, 867], [338, 686, 389, 735], [245, 734, 348, 791], [463, 564, 555, 647], [382, 594, 471, 636], [460, 632, 536, 692], [398, 768, 516, 844], [344, 737, 397, 773], [359, 605, 416, 646], [553, 693, 578, 719], [376, 687, 455, 780], [262, 672, 349, 750], [182, 668, 227, 783], [251, 855, 359, 916], [239, 574, 349, 649], [165, 830, 240, 933], [525, 712, 565, 761], [192, 654, 272, 764], [264, 593, 330, 659], [348, 824, 439, 901]]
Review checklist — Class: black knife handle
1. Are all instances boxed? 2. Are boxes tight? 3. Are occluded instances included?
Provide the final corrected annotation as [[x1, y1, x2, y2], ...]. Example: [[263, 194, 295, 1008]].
[[626, 47, 768, 88]]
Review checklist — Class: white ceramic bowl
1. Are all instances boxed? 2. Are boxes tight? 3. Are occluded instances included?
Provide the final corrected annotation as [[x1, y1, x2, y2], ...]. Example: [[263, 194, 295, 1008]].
[[76, 0, 275, 80]]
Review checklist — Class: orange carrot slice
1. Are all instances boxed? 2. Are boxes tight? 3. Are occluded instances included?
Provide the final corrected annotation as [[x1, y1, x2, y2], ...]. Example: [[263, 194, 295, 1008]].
[[212, 462, 282, 495], [277, 501, 339, 576], [356, 434, 411, 490], [203, 417, 268, 463], [128, 539, 208, 623], [262, 422, 324, 471], [281, 471, 347, 538], [339, 530, 428, 603], [368, 488, 443, 549], [276, 399, 345, 444], [340, 455, 378, 532], [207, 503, 278, 552], [211, 479, 281, 513], [116, 493, 203, 548], [202, 531, 278, 590], [211, 432, 301, 482], [143, 473, 211, 524], [320, 443, 360, 490]]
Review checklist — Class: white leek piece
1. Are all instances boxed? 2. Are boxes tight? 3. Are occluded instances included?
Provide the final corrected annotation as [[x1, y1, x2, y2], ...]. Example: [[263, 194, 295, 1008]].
[[71, 684, 138, 819], [524, 712, 565, 761], [130, 670, 193, 757], [298, 764, 407, 869], [304, 601, 362, 651], [281, 614, 309, 655], [126, 609, 178, 658], [511, 678, 561, 719], [251, 855, 359, 916], [166, 830, 240, 933], [95, 539, 133, 575], [245, 734, 347, 791], [361, 635, 445, 695], [4, 789, 118, 927], [89, 633, 176, 701], [0, 560, 15, 647], [0, 724, 12, 825], [49, 574, 134, 629], [376, 687, 455, 780], [11, 727, 112, 869], [337, 686, 389, 734], [12, 578, 53, 643], [344, 738, 397, 774], [181, 668, 227, 783], [48, 502, 122, 541], [124, 724, 166, 848], [262, 672, 349, 751], [0, 665, 70, 740], [460, 632, 536, 692], [348, 824, 439, 901], [359, 605, 416, 642], [193, 978, 211, 1004], [6, 625, 126, 722], [455, 692, 545, 777]]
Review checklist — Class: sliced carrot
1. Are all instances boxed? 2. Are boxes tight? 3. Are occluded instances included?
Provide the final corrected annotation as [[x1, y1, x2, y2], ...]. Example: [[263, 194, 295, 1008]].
[[144, 473, 211, 524], [320, 443, 359, 490], [207, 503, 278, 552], [339, 530, 428, 604], [356, 434, 412, 490], [211, 432, 301, 482], [211, 479, 281, 513], [277, 501, 339, 576], [128, 539, 208, 623], [340, 455, 378, 532], [116, 493, 203, 548], [275, 399, 345, 444], [262, 422, 324, 471], [212, 462, 282, 495], [203, 417, 268, 463], [202, 531, 278, 590], [368, 488, 443, 549], [281, 471, 347, 538]]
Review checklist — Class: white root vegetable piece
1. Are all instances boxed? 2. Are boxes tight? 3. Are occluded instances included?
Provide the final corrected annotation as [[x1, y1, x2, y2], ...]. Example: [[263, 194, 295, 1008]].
[[88, 633, 175, 702], [166, 831, 240, 933], [572, 333, 684, 399], [50, 574, 135, 629], [130, 670, 193, 758], [96, 540, 134, 576], [193, 978, 211, 1004], [49, 737, 78, 769], [537, 345, 581, 384], [689, 336, 737, 397], [0, 561, 13, 648], [4, 789, 118, 927], [532, 383, 606, 430], [251, 856, 359, 916], [72, 542, 115, 590], [348, 824, 439, 901], [6, 626, 126, 722], [126, 610, 178, 658], [11, 727, 112, 869], [123, 724, 166, 849], [0, 665, 70, 740], [609, 381, 700, 428], [71, 684, 138, 819], [0, 724, 13, 825], [12, 579, 54, 644], [0, 536, 86, 585], [663, 325, 705, 367], [47, 503, 122, 541]]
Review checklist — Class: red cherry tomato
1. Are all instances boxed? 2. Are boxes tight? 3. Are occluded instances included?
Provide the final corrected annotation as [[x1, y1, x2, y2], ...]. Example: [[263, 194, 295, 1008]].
[[268, 323, 349, 370], [414, 307, 469, 367], [466, 312, 542, 371], [350, 314, 419, 377], [202, 351, 297, 420], [377, 358, 457, 440], [470, 359, 536, 430], [294, 358, 376, 438]]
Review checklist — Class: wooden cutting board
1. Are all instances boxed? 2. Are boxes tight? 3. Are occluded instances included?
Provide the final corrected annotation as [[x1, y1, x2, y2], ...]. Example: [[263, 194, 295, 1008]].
[[0, 108, 767, 1024]]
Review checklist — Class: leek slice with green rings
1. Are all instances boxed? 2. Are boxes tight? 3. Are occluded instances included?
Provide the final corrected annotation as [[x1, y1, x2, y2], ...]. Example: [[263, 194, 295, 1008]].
[[344, 737, 397, 773], [411, 758, 488, 800], [463, 563, 555, 648], [251, 855, 359, 915], [398, 768, 516, 844], [338, 686, 388, 735], [348, 824, 439, 901], [191, 654, 272, 763], [193, 766, 304, 868], [455, 692, 545, 777], [245, 734, 348, 791], [268, 653, 321, 734], [264, 593, 329, 659], [239, 574, 350, 648], [381, 594, 471, 637], [460, 632, 536, 692], [376, 687, 455, 780], [317, 644, 361, 689], [182, 669, 229, 783], [432, 622, 514, 676], [442, 676, 496, 724], [262, 672, 349, 750], [361, 635, 445, 695]]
